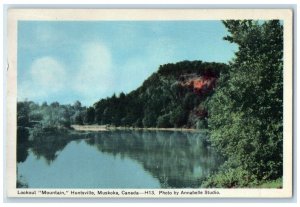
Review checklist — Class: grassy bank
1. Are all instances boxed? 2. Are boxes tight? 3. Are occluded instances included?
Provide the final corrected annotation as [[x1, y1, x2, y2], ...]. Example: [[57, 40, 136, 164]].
[[257, 178, 282, 188]]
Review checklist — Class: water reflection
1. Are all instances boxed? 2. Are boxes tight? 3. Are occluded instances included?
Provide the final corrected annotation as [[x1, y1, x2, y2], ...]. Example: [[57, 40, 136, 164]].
[[84, 130, 220, 188], [17, 130, 221, 188], [30, 135, 70, 165]]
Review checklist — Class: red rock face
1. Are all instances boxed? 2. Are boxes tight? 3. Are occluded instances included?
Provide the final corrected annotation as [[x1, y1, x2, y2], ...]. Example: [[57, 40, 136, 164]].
[[181, 75, 217, 94]]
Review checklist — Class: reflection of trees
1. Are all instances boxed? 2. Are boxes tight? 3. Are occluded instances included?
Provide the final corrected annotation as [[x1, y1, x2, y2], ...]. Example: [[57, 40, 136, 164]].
[[25, 131, 92, 164], [17, 131, 72, 188], [17, 127, 30, 188], [17, 145, 29, 188], [17, 145, 29, 163], [17, 130, 222, 188], [30, 134, 71, 165], [17, 176, 28, 188], [85, 130, 222, 188]]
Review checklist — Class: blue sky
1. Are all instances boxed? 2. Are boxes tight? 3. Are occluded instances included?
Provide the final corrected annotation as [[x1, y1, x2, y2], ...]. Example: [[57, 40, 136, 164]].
[[18, 21, 237, 106]]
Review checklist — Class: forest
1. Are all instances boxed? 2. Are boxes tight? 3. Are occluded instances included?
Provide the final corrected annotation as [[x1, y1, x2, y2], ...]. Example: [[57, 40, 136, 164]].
[[17, 20, 283, 188], [93, 61, 228, 128]]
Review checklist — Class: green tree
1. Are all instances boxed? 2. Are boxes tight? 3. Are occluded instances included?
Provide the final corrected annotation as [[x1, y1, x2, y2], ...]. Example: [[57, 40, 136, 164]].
[[59, 106, 71, 128], [17, 102, 30, 163], [17, 102, 30, 127], [74, 111, 84, 125], [169, 106, 187, 127], [85, 107, 95, 124], [206, 20, 283, 185], [157, 114, 172, 128], [73, 101, 82, 111]]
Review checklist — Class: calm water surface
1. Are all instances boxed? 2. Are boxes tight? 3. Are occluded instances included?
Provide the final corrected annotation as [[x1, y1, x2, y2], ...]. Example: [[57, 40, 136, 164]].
[[17, 130, 221, 188]]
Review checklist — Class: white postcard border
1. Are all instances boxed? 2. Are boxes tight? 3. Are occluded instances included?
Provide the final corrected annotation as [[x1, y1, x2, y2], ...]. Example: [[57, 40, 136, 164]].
[[6, 8, 293, 198]]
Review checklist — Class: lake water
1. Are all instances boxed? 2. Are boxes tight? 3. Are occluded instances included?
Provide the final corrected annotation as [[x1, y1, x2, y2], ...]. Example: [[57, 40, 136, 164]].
[[17, 130, 221, 188]]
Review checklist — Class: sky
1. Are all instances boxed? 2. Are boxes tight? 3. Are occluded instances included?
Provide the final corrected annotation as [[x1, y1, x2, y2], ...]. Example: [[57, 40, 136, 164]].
[[18, 21, 237, 106]]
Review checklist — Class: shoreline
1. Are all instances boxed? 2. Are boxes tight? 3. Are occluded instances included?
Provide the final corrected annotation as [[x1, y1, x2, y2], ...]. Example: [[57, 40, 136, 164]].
[[71, 125, 200, 132]]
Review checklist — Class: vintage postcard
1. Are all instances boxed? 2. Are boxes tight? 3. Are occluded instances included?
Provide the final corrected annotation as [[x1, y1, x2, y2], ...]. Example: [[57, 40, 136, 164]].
[[6, 9, 293, 198]]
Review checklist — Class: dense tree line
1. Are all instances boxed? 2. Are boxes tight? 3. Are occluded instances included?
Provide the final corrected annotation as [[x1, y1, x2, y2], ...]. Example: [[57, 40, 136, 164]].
[[17, 100, 87, 146], [17, 100, 88, 128], [92, 61, 228, 129], [202, 20, 283, 187]]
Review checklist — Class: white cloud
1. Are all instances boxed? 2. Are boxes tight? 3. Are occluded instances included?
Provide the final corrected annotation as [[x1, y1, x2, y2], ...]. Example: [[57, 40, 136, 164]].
[[73, 41, 114, 104], [30, 57, 67, 90], [18, 56, 67, 101], [19, 42, 114, 105]]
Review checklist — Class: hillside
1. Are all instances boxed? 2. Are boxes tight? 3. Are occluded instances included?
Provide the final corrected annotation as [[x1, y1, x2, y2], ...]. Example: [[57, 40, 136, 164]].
[[92, 60, 229, 129]]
